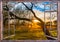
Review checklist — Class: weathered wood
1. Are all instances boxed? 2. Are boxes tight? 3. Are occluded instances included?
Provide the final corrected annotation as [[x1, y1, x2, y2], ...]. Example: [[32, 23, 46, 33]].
[[0, 1, 60, 42]]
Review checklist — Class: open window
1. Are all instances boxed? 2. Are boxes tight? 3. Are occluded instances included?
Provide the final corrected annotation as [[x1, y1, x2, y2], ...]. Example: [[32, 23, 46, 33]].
[[2, 1, 58, 40]]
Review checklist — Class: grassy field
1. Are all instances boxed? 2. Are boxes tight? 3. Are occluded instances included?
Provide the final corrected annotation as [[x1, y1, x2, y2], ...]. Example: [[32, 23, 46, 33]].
[[3, 23, 57, 40]]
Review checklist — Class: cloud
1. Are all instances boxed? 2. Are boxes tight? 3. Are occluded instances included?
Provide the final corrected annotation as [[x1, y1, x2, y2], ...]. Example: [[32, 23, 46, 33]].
[[33, 2, 57, 12]]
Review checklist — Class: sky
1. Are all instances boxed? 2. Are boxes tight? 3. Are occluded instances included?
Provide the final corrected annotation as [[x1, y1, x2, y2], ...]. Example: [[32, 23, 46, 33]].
[[8, 2, 57, 12], [33, 2, 57, 12], [7, 2, 57, 22]]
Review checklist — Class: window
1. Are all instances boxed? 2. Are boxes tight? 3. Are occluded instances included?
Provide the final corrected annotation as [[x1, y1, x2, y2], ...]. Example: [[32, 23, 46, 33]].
[[2, 2, 58, 40]]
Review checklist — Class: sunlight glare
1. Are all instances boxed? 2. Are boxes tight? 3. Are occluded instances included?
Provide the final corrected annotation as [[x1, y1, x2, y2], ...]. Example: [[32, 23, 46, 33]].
[[33, 20, 39, 23]]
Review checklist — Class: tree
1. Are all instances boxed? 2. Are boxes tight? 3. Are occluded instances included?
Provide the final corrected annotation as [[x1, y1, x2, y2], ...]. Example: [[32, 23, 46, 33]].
[[3, 2, 57, 40]]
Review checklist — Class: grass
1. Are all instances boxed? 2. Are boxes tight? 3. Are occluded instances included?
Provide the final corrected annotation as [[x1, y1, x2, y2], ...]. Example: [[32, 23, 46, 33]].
[[49, 30, 57, 38], [3, 23, 57, 40]]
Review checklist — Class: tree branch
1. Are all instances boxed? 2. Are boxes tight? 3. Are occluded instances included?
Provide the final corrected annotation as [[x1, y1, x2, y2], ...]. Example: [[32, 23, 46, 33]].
[[22, 2, 51, 38], [3, 11, 32, 25], [3, 16, 32, 25], [9, 12, 31, 21], [31, 2, 33, 9], [22, 2, 44, 23]]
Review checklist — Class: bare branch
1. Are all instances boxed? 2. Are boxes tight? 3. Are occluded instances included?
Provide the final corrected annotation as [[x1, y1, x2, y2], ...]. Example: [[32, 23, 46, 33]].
[[9, 12, 31, 21], [22, 2, 31, 10], [31, 2, 33, 9], [22, 2, 51, 39], [3, 11, 32, 25], [22, 2, 44, 23]]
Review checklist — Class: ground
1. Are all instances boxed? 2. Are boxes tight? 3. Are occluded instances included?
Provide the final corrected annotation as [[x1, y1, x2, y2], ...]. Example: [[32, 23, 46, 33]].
[[3, 22, 57, 40]]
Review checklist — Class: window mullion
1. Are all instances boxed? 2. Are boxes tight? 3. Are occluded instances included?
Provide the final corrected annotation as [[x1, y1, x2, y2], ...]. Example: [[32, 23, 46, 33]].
[[8, 11, 10, 38]]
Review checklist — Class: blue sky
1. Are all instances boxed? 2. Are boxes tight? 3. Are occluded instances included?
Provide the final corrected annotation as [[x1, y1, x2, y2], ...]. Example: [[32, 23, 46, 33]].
[[33, 2, 57, 12], [8, 2, 57, 21], [9, 2, 57, 12]]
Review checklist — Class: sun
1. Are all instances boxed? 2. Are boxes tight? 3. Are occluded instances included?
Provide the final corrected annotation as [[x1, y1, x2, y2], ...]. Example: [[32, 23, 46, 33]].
[[33, 19, 39, 23]]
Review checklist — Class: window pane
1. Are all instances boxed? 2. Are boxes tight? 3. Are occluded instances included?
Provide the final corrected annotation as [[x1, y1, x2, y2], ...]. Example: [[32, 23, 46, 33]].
[[45, 5, 50, 11], [50, 12, 57, 37], [45, 12, 51, 30], [51, 3, 57, 11]]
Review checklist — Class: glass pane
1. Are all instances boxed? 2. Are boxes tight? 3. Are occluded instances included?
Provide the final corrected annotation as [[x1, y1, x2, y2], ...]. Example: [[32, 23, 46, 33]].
[[45, 5, 50, 11], [50, 12, 57, 38], [45, 12, 51, 30], [3, 10, 9, 39], [51, 3, 57, 11]]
